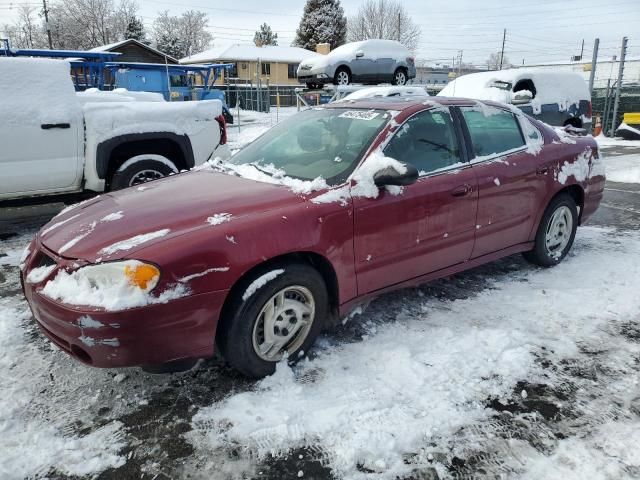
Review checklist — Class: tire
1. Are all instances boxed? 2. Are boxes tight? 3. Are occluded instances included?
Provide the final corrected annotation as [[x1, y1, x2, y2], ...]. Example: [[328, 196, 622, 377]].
[[333, 67, 351, 86], [392, 68, 408, 86], [523, 193, 578, 267], [217, 263, 328, 378], [110, 154, 178, 191]]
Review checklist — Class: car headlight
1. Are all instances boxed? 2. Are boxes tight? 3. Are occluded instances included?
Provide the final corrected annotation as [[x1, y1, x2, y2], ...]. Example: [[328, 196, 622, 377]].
[[79, 260, 160, 291]]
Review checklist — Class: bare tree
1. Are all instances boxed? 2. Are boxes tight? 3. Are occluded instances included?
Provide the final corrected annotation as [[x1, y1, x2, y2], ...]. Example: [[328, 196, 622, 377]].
[[486, 52, 512, 70], [153, 10, 212, 59], [347, 0, 420, 52], [1, 6, 47, 48]]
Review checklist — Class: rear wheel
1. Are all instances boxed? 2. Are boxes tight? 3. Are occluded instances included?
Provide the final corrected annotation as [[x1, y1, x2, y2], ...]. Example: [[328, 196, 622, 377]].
[[333, 67, 351, 86], [392, 68, 407, 86], [110, 155, 178, 191], [523, 193, 578, 267], [217, 263, 328, 378]]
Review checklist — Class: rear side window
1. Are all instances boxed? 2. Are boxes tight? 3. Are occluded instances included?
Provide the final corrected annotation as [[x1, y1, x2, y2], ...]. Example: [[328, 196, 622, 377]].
[[384, 109, 462, 175], [461, 107, 525, 158]]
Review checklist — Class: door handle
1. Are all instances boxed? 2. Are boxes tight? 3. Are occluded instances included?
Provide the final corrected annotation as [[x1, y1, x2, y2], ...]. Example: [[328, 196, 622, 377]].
[[41, 123, 70, 129], [536, 166, 549, 175], [451, 184, 472, 197]]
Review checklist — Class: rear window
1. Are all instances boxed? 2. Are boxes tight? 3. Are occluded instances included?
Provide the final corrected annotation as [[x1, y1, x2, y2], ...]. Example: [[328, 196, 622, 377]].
[[461, 107, 525, 158]]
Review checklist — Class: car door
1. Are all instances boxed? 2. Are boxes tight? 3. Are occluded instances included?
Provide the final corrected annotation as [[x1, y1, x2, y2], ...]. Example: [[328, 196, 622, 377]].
[[456, 104, 547, 258], [350, 43, 377, 83], [0, 83, 83, 198], [353, 107, 478, 294], [374, 43, 395, 83]]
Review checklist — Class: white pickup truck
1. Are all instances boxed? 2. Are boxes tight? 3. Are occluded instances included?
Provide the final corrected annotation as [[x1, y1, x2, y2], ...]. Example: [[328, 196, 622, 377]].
[[0, 58, 229, 201]]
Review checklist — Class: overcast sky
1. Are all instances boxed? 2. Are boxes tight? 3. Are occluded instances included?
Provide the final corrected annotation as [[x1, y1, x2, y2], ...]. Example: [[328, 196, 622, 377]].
[[1, 0, 639, 66]]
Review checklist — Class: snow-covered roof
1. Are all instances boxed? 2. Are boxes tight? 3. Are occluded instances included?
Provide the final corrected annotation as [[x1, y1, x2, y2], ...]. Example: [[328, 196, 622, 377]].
[[89, 38, 178, 63], [180, 44, 320, 64]]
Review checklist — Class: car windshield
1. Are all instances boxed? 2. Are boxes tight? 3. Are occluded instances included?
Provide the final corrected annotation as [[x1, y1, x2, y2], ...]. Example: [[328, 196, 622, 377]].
[[226, 108, 389, 186]]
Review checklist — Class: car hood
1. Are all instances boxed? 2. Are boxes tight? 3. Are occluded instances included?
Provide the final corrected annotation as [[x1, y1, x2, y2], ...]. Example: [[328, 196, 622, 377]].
[[39, 170, 306, 261]]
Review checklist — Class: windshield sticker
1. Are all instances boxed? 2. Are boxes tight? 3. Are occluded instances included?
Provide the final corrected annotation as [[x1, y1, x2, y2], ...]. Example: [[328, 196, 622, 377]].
[[338, 110, 380, 120]]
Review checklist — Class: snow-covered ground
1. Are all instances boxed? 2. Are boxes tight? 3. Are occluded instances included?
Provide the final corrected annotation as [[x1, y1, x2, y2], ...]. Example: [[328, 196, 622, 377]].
[[2, 221, 640, 479], [604, 153, 640, 184]]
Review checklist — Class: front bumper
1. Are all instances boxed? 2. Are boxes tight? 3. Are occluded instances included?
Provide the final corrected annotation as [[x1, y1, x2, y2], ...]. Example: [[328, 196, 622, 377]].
[[298, 73, 332, 85], [22, 244, 228, 368]]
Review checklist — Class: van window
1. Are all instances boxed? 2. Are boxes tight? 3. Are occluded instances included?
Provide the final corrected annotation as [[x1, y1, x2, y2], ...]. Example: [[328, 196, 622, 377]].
[[384, 109, 462, 175], [461, 107, 525, 158]]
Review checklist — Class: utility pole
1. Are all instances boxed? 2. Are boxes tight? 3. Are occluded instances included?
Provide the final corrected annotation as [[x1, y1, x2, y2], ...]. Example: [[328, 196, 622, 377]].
[[588, 38, 599, 97], [580, 39, 584, 59], [42, 0, 53, 49], [610, 36, 628, 136], [397, 12, 401, 42], [499, 29, 506, 70], [458, 50, 463, 78]]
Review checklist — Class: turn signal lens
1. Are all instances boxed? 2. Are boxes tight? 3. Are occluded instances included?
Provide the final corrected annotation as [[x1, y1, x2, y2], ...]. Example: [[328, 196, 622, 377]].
[[125, 263, 160, 290]]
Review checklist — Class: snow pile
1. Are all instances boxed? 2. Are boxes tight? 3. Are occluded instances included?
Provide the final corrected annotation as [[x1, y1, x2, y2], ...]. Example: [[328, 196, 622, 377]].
[[178, 267, 230, 283], [0, 299, 126, 478], [604, 153, 640, 183], [99, 229, 170, 256], [312, 150, 407, 205], [340, 86, 428, 102], [100, 211, 124, 222], [189, 226, 640, 479], [83, 99, 222, 147], [242, 269, 284, 301], [206, 213, 233, 225], [214, 161, 329, 195], [439, 68, 589, 113], [0, 249, 23, 267], [40, 260, 187, 310], [26, 265, 56, 284], [76, 88, 165, 104], [557, 148, 592, 184], [0, 58, 81, 127]]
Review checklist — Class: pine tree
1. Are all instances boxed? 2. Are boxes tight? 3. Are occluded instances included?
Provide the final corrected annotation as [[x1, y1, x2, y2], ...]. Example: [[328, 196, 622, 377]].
[[293, 0, 347, 51], [254, 23, 278, 46], [124, 17, 146, 41]]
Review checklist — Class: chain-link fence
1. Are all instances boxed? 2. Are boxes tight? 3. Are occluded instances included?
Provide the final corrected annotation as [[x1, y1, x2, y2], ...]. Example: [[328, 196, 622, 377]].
[[593, 85, 640, 134]]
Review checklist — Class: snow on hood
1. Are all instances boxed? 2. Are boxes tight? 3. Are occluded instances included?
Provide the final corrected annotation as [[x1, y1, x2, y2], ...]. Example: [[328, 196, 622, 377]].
[[39, 170, 306, 261], [439, 68, 590, 108]]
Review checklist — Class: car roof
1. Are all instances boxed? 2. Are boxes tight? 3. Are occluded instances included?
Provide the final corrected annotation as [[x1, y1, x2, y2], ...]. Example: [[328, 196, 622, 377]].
[[323, 96, 479, 111]]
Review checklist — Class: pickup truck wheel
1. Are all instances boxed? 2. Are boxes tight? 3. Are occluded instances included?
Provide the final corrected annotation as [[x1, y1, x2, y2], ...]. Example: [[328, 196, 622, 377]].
[[523, 193, 578, 267], [110, 155, 178, 191], [217, 263, 328, 378]]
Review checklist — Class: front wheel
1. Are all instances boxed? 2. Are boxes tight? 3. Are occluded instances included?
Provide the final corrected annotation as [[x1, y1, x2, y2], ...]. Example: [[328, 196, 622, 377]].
[[333, 67, 351, 86], [217, 263, 328, 378], [523, 193, 578, 267]]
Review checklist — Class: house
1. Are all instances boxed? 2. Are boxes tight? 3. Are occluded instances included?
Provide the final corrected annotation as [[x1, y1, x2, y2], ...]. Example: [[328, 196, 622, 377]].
[[89, 38, 179, 64], [180, 44, 320, 86]]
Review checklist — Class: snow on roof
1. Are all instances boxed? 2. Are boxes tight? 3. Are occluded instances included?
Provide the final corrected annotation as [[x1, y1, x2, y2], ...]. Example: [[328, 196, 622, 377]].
[[439, 68, 589, 105], [180, 44, 320, 64], [89, 38, 178, 63]]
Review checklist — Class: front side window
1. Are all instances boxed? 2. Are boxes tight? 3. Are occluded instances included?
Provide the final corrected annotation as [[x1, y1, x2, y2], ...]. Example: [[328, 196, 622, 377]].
[[384, 109, 462, 175], [461, 106, 525, 158], [228, 108, 389, 185]]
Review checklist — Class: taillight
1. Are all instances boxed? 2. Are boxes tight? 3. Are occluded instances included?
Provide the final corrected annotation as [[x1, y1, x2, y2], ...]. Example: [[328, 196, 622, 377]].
[[586, 101, 592, 119], [216, 114, 227, 145]]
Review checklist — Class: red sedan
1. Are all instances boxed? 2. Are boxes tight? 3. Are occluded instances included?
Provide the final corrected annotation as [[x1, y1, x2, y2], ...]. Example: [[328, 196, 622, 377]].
[[22, 97, 604, 377]]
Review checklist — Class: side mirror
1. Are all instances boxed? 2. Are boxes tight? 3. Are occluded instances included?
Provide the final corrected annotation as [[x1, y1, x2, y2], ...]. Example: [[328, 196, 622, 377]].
[[511, 90, 533, 105], [355, 50, 364, 58], [373, 162, 419, 187]]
